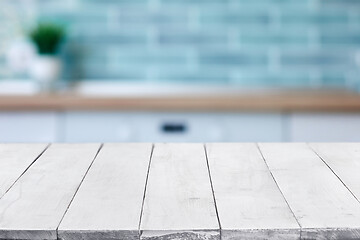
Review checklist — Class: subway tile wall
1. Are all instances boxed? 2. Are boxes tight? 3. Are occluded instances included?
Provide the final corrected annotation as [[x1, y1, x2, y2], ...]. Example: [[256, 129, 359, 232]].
[[1, 0, 360, 89]]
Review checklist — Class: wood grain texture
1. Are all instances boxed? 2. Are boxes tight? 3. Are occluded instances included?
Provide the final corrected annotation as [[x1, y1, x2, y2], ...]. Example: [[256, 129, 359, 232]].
[[0, 144, 48, 198], [0, 143, 101, 240], [58, 143, 153, 240], [310, 143, 360, 201], [258, 143, 360, 239], [140, 143, 219, 240], [206, 143, 300, 240], [1, 90, 360, 111]]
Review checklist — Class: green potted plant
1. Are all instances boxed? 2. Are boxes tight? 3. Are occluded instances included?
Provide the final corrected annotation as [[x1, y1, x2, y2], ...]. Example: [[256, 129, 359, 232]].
[[29, 22, 65, 89]]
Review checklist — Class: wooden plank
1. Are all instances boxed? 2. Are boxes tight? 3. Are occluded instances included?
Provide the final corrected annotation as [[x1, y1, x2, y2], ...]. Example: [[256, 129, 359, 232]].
[[140, 143, 219, 240], [0, 143, 101, 240], [258, 143, 360, 239], [310, 143, 360, 201], [58, 143, 153, 240], [206, 143, 300, 240], [0, 143, 48, 198]]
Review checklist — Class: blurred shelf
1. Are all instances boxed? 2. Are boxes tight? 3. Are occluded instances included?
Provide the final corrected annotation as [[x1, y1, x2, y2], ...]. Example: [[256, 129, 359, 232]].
[[1, 89, 360, 112]]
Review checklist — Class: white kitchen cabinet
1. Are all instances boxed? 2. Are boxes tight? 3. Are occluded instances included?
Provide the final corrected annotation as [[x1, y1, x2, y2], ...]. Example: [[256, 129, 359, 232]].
[[63, 112, 284, 142], [130, 112, 223, 142], [289, 113, 360, 142], [133, 112, 284, 142], [220, 113, 284, 142], [63, 112, 134, 142], [64, 112, 224, 142], [0, 111, 58, 142], [4, 111, 360, 143]]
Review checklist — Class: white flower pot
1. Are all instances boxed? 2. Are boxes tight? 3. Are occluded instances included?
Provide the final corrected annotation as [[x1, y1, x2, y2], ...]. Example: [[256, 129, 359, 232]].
[[30, 55, 62, 88]]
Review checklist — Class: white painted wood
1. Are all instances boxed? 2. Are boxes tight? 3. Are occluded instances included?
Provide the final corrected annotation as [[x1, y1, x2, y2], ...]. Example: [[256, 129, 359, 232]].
[[140, 143, 219, 240], [0, 143, 101, 240], [310, 143, 360, 201], [206, 143, 300, 240], [58, 143, 153, 240], [259, 143, 360, 239], [0, 143, 48, 198]]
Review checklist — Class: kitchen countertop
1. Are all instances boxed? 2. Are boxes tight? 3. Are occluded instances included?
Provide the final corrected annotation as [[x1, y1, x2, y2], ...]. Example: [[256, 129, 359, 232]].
[[1, 89, 360, 111]]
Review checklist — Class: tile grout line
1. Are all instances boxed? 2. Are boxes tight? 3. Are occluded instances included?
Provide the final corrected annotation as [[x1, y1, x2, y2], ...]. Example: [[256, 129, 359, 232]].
[[307, 143, 360, 204], [203, 144, 222, 240], [138, 143, 155, 239], [56, 143, 104, 240], [256, 143, 302, 239], [0, 143, 51, 200]]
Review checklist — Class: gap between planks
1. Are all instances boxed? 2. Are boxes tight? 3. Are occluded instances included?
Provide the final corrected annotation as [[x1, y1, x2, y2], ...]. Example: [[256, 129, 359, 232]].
[[0, 143, 50, 200], [139, 143, 220, 239], [308, 143, 360, 204], [58, 143, 154, 240], [56, 143, 104, 238], [207, 143, 300, 240], [259, 143, 360, 239], [0, 143, 102, 240], [138, 144, 155, 235], [204, 144, 222, 240], [256, 143, 302, 232]]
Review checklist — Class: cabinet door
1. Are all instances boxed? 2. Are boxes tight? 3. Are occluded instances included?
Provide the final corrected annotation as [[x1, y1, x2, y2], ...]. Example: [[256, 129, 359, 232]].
[[64, 111, 284, 142], [221, 113, 284, 142], [64, 112, 134, 142], [64, 112, 220, 143], [118, 112, 284, 142], [131, 113, 223, 142], [290, 113, 360, 142], [0, 112, 58, 142]]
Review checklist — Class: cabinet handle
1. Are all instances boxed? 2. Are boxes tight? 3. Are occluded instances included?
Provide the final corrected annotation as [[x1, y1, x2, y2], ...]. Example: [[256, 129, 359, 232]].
[[161, 123, 187, 133]]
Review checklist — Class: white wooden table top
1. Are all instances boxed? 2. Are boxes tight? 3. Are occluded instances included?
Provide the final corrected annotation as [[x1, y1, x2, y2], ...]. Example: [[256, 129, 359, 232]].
[[0, 143, 360, 240]]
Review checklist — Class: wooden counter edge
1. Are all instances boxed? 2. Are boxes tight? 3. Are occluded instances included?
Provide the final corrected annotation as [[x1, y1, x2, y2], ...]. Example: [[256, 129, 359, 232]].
[[1, 92, 360, 112]]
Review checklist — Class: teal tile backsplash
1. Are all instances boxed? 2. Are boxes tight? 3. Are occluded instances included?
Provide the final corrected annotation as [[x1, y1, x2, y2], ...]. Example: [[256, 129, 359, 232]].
[[1, 0, 360, 89]]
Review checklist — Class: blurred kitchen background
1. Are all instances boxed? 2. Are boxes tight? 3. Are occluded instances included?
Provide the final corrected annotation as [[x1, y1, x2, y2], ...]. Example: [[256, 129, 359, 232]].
[[1, 0, 360, 143]]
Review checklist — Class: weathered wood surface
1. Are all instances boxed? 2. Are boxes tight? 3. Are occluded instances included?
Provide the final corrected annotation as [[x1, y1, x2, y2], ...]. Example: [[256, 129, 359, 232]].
[[1, 143, 360, 240], [0, 144, 47, 198], [58, 143, 153, 240], [310, 143, 360, 202], [0, 144, 101, 240], [259, 143, 360, 239], [206, 143, 300, 240], [140, 143, 220, 240]]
